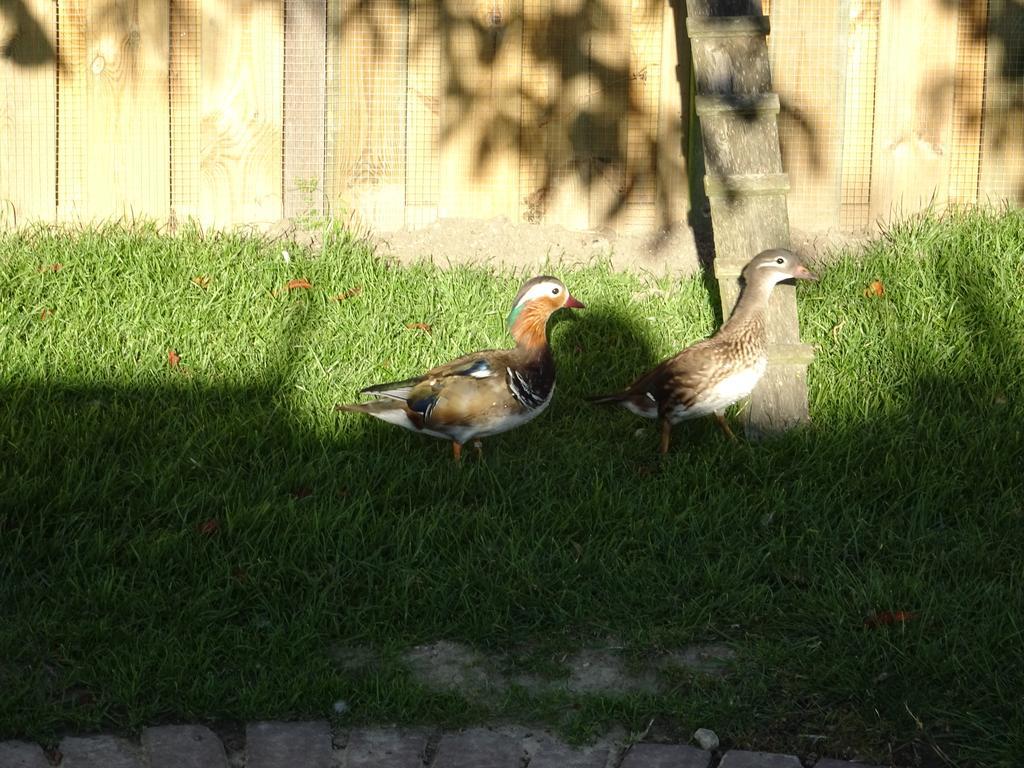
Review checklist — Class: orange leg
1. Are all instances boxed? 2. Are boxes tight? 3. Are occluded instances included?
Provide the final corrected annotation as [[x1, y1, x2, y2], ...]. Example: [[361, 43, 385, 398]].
[[658, 418, 672, 455], [714, 412, 737, 441], [452, 442, 463, 463]]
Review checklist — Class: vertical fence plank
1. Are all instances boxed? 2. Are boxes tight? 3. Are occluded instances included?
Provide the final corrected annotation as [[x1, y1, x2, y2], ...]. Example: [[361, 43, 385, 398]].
[[438, 0, 523, 220], [57, 0, 169, 222], [948, 0, 988, 205], [0, 0, 57, 227], [518, 0, 551, 224], [978, 0, 1023, 204], [586, 0, 631, 226], [328, 0, 407, 230], [837, 0, 879, 229], [622, 0, 664, 231], [283, 0, 327, 221], [199, 0, 283, 228], [405, 0, 441, 228], [869, 0, 959, 222], [768, 0, 844, 233], [537, 0, 591, 230]]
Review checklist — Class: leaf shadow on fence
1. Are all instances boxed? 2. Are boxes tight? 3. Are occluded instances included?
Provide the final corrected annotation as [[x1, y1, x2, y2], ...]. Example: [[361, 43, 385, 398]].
[[1, 0, 821, 254]]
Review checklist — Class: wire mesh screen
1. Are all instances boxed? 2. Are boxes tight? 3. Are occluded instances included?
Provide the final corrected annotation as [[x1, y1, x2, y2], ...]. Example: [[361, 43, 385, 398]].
[[4, 0, 1024, 234], [55, 0, 86, 220], [169, 0, 200, 223], [284, 0, 328, 221]]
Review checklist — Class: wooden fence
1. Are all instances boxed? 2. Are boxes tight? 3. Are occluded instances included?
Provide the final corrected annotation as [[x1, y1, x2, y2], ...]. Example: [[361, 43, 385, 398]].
[[1, 0, 1022, 235]]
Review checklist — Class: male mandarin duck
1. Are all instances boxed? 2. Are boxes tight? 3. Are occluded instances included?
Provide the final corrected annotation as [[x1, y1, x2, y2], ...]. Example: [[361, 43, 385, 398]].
[[336, 276, 584, 462], [588, 248, 817, 454]]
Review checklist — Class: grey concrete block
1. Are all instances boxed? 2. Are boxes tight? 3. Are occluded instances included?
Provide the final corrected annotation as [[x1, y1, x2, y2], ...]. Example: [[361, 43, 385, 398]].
[[343, 728, 428, 768], [246, 721, 332, 768], [143, 725, 227, 768], [620, 743, 712, 768], [815, 760, 887, 768], [719, 750, 802, 768], [60, 736, 142, 768], [0, 741, 49, 768], [432, 728, 520, 768]]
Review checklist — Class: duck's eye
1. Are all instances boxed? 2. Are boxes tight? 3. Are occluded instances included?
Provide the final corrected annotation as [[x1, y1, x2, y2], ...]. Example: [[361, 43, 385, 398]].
[[552, 287, 560, 295], [775, 257, 785, 264]]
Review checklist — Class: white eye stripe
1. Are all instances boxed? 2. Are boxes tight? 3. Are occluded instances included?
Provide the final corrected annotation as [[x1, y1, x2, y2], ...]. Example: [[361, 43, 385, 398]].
[[515, 281, 562, 307]]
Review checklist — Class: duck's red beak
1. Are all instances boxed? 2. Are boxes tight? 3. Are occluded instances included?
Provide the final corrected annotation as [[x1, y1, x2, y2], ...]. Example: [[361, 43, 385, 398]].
[[565, 294, 585, 309]]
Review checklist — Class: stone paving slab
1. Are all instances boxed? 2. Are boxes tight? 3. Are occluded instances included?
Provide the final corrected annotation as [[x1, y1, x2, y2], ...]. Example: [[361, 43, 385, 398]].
[[719, 750, 802, 768], [526, 734, 610, 768], [60, 735, 143, 768], [0, 727, 897, 768], [433, 728, 521, 768], [0, 741, 49, 768], [343, 728, 429, 768], [143, 724, 227, 768], [246, 721, 332, 768], [619, 742, 712, 768]]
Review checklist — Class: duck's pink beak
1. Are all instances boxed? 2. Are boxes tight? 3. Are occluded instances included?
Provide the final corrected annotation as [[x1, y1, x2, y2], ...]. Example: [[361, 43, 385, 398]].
[[793, 264, 818, 282], [565, 294, 585, 309]]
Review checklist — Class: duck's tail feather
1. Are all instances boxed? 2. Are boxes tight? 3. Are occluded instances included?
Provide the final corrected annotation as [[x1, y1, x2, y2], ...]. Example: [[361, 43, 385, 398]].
[[359, 378, 417, 401], [335, 399, 404, 415], [585, 391, 629, 405]]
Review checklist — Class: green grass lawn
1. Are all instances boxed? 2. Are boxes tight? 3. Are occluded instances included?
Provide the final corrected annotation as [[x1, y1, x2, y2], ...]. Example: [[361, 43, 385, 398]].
[[1, 211, 1022, 766]]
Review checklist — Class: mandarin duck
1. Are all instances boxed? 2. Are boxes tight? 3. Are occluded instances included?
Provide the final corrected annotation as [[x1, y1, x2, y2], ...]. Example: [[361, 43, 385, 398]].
[[588, 248, 816, 454], [336, 276, 584, 462]]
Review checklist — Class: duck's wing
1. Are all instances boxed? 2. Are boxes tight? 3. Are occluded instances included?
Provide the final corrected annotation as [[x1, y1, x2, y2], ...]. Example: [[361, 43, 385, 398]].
[[359, 351, 503, 401], [588, 341, 718, 414]]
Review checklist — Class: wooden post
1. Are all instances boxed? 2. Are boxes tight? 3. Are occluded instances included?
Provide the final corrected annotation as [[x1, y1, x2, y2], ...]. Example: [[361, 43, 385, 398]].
[[684, 1, 814, 436]]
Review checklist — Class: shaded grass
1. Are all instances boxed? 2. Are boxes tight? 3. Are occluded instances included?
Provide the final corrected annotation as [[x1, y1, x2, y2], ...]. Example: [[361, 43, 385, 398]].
[[1, 210, 1022, 766]]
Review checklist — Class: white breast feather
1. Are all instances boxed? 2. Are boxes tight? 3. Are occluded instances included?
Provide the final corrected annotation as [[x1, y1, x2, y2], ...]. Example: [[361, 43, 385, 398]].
[[670, 358, 767, 422]]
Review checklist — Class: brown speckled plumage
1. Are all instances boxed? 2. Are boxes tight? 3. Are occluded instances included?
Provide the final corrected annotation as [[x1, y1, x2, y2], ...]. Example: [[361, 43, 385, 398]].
[[589, 248, 817, 453]]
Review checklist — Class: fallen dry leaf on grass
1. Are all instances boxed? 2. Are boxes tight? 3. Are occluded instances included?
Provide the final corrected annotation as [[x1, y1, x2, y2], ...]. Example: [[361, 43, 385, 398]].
[[331, 286, 363, 302], [864, 610, 917, 628], [406, 322, 432, 334], [191, 275, 212, 289], [168, 349, 181, 367], [38, 263, 63, 273], [272, 278, 314, 296], [290, 486, 313, 500], [40, 308, 52, 320], [198, 519, 219, 536], [864, 280, 885, 297]]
